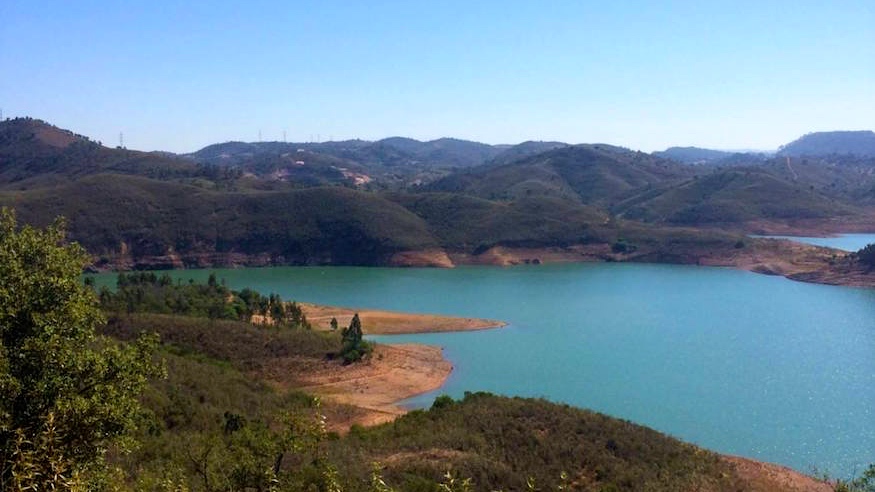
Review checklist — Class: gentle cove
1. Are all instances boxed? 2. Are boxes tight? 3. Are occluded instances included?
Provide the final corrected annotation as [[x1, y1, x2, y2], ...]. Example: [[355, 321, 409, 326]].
[[92, 263, 875, 477]]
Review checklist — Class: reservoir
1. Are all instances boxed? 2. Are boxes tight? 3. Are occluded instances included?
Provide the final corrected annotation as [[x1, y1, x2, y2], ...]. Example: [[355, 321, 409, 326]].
[[91, 263, 875, 477]]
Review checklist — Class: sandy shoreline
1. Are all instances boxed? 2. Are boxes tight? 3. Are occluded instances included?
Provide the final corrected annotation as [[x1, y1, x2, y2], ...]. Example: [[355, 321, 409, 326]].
[[294, 343, 452, 429], [284, 304, 503, 429]]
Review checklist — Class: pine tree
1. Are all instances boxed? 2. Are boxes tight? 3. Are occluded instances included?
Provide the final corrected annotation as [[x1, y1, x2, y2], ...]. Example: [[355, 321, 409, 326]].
[[857, 243, 875, 268], [269, 293, 286, 325], [340, 313, 366, 363]]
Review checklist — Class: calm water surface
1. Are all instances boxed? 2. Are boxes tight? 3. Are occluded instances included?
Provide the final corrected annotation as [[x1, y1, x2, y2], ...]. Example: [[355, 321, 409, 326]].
[[752, 233, 875, 251], [92, 263, 875, 477]]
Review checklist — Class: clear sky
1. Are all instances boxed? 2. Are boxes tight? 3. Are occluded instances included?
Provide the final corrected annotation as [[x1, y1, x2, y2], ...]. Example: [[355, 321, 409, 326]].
[[1, 1, 873, 153]]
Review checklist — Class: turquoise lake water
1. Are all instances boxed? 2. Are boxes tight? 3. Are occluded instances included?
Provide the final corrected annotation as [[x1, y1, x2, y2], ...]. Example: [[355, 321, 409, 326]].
[[752, 233, 875, 252], [91, 263, 875, 477]]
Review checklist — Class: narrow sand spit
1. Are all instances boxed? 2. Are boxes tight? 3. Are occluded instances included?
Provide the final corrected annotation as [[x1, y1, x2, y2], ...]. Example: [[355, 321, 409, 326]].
[[300, 302, 505, 334]]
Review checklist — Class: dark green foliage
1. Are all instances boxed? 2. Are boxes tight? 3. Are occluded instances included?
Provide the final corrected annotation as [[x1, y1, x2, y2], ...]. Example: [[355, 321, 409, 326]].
[[269, 293, 286, 324], [0, 208, 161, 488], [341, 313, 371, 363], [102, 271, 235, 319], [430, 395, 455, 410], [611, 239, 635, 254], [856, 243, 875, 268], [328, 392, 745, 492]]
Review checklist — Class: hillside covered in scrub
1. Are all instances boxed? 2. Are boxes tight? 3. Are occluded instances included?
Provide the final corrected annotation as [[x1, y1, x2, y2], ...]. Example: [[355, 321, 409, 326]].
[[99, 293, 835, 492]]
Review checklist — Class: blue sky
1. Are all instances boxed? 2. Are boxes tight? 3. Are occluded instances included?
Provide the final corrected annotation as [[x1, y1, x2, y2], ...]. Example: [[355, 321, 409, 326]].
[[1, 1, 873, 152]]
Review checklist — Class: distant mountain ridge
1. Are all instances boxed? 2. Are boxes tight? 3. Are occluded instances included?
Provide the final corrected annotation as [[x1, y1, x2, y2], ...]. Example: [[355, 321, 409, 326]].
[[778, 130, 875, 156], [190, 137, 499, 167], [652, 147, 734, 164], [3, 117, 874, 273]]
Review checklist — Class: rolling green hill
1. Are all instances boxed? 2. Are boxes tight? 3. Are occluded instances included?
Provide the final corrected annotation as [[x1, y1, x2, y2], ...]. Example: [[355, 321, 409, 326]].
[[426, 144, 693, 206], [0, 117, 203, 188], [759, 155, 875, 204], [614, 167, 858, 225], [0, 174, 439, 265], [331, 392, 747, 492]]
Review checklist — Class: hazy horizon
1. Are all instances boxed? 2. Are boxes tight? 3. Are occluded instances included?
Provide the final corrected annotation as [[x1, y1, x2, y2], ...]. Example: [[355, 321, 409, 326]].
[[2, 1, 873, 153]]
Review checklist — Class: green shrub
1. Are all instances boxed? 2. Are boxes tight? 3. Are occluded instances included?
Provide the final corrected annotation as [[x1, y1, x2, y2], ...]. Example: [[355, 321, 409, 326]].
[[431, 395, 455, 410], [857, 243, 875, 267]]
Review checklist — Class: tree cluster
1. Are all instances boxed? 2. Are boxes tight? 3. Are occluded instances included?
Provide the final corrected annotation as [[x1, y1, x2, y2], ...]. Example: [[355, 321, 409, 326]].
[[97, 272, 311, 328]]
